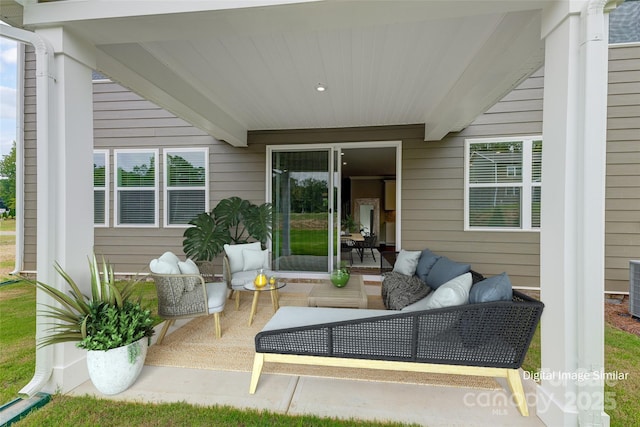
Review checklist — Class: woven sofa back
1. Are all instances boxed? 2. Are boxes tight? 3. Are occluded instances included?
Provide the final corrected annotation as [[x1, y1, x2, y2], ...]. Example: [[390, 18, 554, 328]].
[[255, 291, 543, 369]]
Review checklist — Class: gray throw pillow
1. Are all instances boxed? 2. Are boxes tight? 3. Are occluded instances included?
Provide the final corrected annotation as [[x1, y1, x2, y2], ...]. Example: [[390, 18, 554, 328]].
[[415, 249, 440, 283], [392, 250, 422, 276], [426, 256, 471, 289], [469, 272, 513, 303], [381, 271, 432, 310]]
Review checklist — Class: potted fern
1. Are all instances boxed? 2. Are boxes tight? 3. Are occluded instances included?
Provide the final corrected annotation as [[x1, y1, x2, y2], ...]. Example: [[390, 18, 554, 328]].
[[31, 255, 154, 395]]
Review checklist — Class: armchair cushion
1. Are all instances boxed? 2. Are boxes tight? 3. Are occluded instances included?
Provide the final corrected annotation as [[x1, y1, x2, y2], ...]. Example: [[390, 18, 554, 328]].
[[178, 259, 200, 291], [392, 249, 421, 276], [150, 258, 181, 275], [242, 249, 269, 271], [224, 242, 262, 273]]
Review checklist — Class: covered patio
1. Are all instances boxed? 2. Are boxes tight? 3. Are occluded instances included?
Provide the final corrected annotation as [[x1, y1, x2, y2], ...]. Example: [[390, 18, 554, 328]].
[[0, 1, 620, 425]]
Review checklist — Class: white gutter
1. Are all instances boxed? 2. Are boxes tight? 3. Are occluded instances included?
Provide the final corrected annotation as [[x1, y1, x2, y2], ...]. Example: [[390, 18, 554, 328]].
[[0, 24, 56, 398]]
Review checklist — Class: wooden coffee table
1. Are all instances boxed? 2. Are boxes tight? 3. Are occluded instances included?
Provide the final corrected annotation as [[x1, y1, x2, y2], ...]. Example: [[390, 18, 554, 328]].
[[307, 274, 368, 309]]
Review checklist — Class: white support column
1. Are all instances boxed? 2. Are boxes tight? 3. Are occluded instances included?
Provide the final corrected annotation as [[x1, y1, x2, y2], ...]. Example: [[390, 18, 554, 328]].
[[34, 27, 96, 394], [538, 1, 614, 426]]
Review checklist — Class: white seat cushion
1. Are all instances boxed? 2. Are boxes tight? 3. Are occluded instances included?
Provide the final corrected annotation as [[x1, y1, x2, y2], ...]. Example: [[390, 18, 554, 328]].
[[205, 282, 228, 313], [261, 306, 391, 332]]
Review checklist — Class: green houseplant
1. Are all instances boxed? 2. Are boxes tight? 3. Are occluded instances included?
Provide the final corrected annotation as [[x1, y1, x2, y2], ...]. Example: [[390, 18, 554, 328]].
[[183, 196, 273, 262], [30, 255, 154, 394]]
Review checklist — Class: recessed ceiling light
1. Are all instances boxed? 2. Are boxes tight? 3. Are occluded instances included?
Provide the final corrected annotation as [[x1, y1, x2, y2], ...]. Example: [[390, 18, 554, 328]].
[[316, 83, 327, 92]]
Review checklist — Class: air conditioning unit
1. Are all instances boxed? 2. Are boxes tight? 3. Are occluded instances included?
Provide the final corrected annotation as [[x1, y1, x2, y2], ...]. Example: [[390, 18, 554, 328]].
[[630, 260, 640, 318]]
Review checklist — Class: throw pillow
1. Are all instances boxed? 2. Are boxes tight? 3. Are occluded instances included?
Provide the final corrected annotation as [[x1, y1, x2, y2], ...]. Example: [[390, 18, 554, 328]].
[[469, 272, 513, 303], [158, 251, 181, 266], [149, 258, 180, 275], [242, 249, 269, 271], [178, 258, 200, 275], [392, 250, 422, 276], [224, 242, 261, 273], [426, 256, 471, 289], [381, 271, 431, 310], [420, 272, 473, 310], [415, 249, 441, 283], [178, 258, 201, 292]]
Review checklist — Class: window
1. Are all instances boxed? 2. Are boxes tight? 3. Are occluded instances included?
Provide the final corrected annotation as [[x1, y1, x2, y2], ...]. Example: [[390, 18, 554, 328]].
[[164, 148, 208, 227], [609, 1, 640, 44], [114, 149, 158, 227], [465, 137, 542, 231], [93, 150, 109, 227]]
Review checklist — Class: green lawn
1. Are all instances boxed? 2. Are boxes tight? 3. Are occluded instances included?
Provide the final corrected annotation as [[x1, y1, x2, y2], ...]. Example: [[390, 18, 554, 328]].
[[522, 324, 640, 426]]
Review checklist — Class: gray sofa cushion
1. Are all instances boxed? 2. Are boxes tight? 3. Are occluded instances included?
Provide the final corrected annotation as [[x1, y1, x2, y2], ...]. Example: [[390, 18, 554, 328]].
[[415, 249, 441, 283], [426, 256, 471, 289], [469, 272, 513, 303], [381, 271, 432, 310]]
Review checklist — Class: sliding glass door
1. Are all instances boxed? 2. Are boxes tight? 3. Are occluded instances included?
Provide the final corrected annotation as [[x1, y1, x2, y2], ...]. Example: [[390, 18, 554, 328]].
[[270, 149, 337, 272]]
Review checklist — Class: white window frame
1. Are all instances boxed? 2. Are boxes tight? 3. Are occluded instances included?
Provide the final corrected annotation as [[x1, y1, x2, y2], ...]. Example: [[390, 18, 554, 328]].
[[114, 148, 159, 228], [163, 147, 209, 228], [93, 149, 109, 227], [464, 136, 542, 232]]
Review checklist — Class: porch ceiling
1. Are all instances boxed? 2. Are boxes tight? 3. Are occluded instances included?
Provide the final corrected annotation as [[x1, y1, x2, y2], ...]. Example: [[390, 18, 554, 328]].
[[12, 0, 546, 147]]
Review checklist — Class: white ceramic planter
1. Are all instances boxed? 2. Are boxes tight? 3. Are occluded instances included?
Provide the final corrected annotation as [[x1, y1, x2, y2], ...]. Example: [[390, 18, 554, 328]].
[[86, 337, 148, 395]]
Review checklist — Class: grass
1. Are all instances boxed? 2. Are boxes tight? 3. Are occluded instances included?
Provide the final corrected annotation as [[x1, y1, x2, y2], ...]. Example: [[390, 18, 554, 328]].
[[12, 395, 411, 427], [522, 324, 640, 426]]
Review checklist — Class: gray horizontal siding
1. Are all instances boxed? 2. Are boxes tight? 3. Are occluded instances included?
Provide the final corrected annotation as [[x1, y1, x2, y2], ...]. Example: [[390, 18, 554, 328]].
[[605, 45, 640, 292]]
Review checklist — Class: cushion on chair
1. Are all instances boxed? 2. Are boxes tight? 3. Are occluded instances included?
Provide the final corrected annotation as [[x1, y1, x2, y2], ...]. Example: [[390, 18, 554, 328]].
[[150, 258, 181, 275], [469, 272, 513, 303], [159, 251, 181, 266], [419, 272, 473, 310], [392, 250, 422, 276], [415, 249, 441, 283], [205, 282, 228, 313], [224, 242, 262, 273], [178, 259, 201, 291], [242, 249, 269, 271], [178, 258, 200, 275], [425, 256, 471, 289]]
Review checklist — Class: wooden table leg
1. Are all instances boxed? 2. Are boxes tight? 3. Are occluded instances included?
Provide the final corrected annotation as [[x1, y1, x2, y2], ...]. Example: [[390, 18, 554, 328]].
[[248, 291, 260, 326], [270, 287, 280, 312]]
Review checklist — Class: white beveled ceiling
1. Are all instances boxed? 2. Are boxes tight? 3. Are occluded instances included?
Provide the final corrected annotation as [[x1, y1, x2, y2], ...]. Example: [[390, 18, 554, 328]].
[[11, 0, 547, 147]]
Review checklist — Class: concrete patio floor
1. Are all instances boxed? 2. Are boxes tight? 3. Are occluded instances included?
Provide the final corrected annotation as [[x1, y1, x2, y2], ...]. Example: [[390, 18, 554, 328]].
[[68, 280, 545, 426], [68, 363, 545, 426]]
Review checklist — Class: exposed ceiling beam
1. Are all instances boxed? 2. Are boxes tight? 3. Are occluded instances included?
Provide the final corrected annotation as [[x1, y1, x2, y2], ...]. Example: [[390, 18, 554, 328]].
[[423, 11, 544, 141], [97, 44, 248, 147]]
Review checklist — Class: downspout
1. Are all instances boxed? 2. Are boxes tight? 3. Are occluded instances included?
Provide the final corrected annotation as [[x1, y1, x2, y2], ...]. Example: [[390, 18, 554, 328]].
[[0, 24, 56, 398]]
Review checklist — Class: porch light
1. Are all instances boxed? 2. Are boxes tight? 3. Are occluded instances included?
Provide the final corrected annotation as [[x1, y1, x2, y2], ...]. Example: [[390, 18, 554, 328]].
[[315, 83, 327, 92]]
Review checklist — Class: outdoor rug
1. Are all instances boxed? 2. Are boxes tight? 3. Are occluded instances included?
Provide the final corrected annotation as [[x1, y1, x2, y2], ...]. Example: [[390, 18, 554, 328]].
[[145, 289, 501, 390]]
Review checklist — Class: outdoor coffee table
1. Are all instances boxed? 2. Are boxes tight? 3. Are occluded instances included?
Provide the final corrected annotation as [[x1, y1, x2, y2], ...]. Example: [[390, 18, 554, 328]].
[[243, 281, 286, 326], [307, 274, 368, 309]]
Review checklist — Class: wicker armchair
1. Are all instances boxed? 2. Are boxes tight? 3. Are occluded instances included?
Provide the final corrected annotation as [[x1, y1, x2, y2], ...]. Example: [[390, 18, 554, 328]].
[[151, 273, 227, 343]]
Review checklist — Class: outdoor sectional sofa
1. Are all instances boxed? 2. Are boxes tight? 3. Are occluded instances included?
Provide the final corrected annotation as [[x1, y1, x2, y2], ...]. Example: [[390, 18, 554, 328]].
[[250, 249, 544, 416]]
